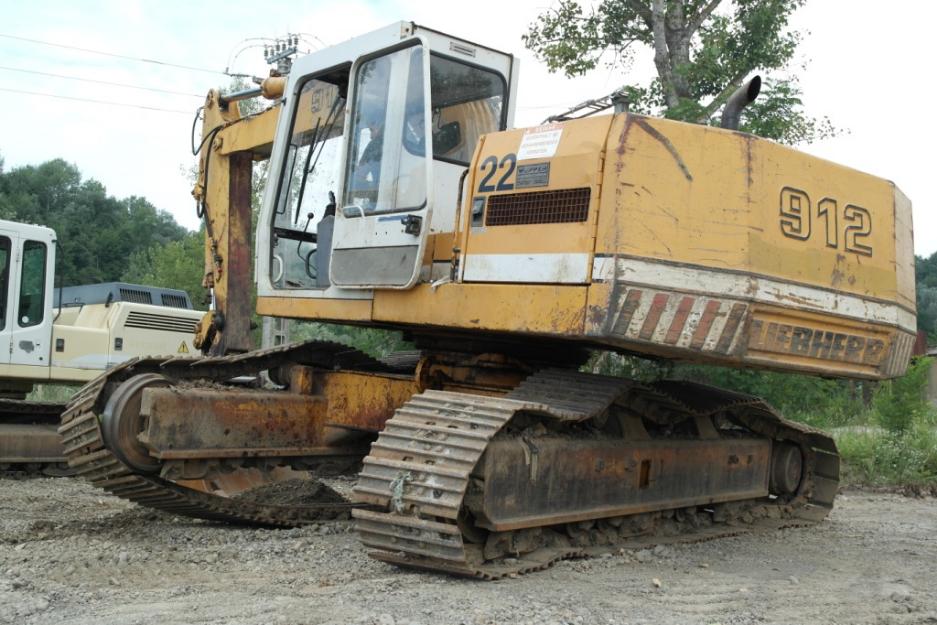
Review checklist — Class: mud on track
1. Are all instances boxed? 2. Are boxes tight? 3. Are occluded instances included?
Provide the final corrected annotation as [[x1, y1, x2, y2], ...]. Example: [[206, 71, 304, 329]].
[[1, 476, 936, 625]]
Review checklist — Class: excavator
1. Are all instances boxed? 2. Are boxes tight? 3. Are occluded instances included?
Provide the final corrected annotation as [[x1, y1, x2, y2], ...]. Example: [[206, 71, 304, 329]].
[[0, 219, 204, 473], [59, 22, 915, 578]]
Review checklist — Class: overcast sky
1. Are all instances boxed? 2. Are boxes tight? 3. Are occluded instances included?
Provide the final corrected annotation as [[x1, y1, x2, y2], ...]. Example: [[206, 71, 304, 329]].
[[1, 0, 933, 255]]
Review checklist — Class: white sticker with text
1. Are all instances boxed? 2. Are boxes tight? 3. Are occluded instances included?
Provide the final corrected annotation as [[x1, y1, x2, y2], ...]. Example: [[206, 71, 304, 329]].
[[516, 125, 563, 161]]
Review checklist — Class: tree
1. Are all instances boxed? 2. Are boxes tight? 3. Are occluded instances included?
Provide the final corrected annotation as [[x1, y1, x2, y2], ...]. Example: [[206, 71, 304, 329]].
[[0, 158, 188, 286], [122, 230, 206, 308], [917, 253, 937, 341], [524, 0, 834, 144]]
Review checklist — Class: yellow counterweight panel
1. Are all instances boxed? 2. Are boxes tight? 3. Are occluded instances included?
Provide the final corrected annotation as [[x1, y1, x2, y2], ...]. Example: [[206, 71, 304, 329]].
[[596, 114, 913, 308], [584, 114, 915, 379]]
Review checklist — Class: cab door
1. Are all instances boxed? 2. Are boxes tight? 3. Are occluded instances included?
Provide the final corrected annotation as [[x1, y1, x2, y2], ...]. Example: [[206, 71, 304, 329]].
[[329, 41, 433, 289], [9, 236, 54, 367], [0, 231, 15, 365]]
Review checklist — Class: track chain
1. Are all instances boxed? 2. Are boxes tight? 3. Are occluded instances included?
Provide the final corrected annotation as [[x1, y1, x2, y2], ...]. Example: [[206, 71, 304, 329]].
[[353, 369, 839, 579], [58, 340, 387, 526]]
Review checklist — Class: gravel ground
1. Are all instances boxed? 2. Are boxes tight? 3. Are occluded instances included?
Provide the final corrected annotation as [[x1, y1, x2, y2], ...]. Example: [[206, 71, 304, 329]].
[[1, 476, 936, 625]]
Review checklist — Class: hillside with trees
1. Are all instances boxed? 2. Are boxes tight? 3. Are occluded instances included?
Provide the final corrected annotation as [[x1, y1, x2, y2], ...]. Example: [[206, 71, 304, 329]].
[[0, 155, 188, 288]]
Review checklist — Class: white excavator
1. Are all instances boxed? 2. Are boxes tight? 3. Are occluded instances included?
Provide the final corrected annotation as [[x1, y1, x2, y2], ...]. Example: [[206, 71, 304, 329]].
[[0, 219, 204, 473]]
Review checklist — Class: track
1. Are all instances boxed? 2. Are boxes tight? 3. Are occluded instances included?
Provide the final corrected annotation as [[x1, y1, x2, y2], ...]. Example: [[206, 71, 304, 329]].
[[58, 344, 839, 578], [354, 369, 840, 579], [58, 340, 391, 526], [0, 399, 71, 475]]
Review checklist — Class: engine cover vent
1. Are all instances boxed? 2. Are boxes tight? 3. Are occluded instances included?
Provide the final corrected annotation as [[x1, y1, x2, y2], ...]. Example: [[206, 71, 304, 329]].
[[119, 287, 153, 305], [160, 293, 189, 309], [485, 188, 590, 226], [124, 311, 197, 334]]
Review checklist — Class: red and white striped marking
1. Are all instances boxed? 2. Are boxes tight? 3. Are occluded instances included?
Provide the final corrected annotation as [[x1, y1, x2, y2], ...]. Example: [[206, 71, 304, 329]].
[[611, 288, 749, 355]]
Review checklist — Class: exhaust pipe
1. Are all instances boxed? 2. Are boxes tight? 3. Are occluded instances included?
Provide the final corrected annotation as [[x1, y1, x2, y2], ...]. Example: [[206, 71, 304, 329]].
[[720, 75, 761, 130]]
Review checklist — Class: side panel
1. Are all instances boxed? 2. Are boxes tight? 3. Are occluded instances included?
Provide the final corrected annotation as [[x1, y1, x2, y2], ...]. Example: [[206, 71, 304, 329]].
[[459, 116, 611, 284], [373, 283, 586, 335], [595, 114, 910, 312], [588, 114, 915, 379]]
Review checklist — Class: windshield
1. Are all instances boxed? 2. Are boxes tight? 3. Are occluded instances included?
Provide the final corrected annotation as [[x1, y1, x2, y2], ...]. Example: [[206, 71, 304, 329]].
[[271, 78, 346, 289]]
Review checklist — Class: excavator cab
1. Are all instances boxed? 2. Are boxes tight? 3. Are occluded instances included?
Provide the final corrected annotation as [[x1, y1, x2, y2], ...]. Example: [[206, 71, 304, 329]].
[[0, 221, 56, 373], [258, 22, 518, 296]]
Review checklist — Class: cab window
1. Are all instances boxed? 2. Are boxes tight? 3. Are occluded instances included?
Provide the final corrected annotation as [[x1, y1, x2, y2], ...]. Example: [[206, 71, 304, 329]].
[[271, 76, 347, 289], [344, 45, 426, 216], [428, 55, 505, 164], [0, 236, 10, 330], [18, 240, 46, 328]]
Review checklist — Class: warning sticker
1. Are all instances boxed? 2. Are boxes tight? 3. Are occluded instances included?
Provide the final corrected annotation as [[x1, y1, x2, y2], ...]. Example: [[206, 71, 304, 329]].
[[516, 125, 563, 161], [178, 341, 189, 354]]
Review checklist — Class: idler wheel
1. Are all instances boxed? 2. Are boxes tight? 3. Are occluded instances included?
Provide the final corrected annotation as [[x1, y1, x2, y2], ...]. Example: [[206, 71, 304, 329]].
[[769, 442, 803, 495], [101, 373, 170, 473]]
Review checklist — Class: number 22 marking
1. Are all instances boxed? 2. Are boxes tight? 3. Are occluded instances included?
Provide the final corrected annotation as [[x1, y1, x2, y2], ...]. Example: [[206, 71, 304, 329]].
[[477, 153, 517, 193]]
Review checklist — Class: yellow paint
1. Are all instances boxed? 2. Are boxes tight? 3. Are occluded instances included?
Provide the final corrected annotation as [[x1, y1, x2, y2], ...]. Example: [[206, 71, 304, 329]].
[[317, 370, 418, 432], [597, 114, 910, 308], [373, 283, 586, 335], [234, 102, 913, 381], [429, 232, 455, 261], [256, 296, 373, 322], [459, 117, 610, 258], [218, 106, 280, 156]]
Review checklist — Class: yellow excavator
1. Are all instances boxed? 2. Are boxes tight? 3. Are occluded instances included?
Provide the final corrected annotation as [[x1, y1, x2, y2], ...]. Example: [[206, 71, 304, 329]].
[[0, 218, 204, 473], [60, 22, 915, 578]]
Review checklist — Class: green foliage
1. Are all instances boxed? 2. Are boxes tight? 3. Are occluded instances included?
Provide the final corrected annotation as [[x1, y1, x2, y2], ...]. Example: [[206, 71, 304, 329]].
[[290, 321, 412, 359], [0, 159, 187, 287], [872, 357, 936, 433], [588, 351, 865, 427], [524, 0, 835, 144], [836, 425, 937, 487], [594, 352, 937, 486], [122, 230, 207, 308], [917, 252, 937, 340], [26, 384, 75, 403]]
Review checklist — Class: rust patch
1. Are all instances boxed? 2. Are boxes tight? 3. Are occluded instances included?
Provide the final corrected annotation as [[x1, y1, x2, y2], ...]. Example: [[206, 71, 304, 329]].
[[589, 303, 609, 328]]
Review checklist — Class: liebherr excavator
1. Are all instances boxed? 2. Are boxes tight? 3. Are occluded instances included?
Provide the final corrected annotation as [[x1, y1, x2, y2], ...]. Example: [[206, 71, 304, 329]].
[[0, 219, 203, 473], [59, 22, 915, 578]]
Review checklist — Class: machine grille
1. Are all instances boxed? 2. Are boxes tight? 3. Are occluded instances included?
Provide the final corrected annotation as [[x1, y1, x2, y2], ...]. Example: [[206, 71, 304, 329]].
[[160, 293, 189, 309], [485, 188, 591, 226], [124, 311, 197, 334], [119, 288, 153, 304]]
